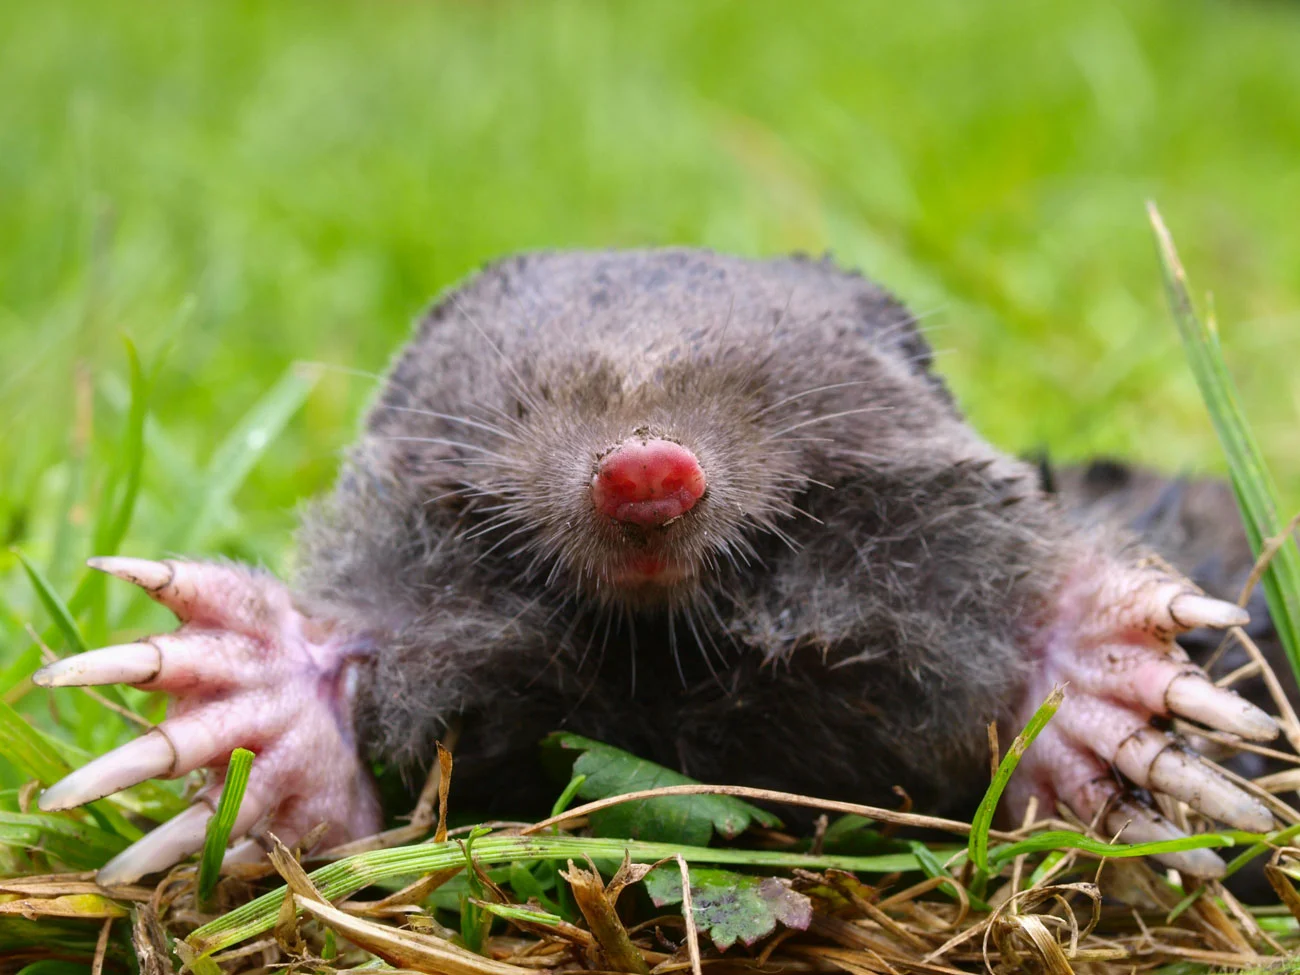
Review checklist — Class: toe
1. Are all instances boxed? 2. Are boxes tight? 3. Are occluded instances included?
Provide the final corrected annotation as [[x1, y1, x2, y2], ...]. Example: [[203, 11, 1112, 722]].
[[1072, 564, 1249, 645], [1011, 724, 1229, 877], [1060, 697, 1275, 832], [39, 731, 176, 810], [34, 642, 162, 688], [1105, 797, 1227, 878], [1064, 643, 1278, 741], [96, 803, 215, 886], [32, 631, 263, 693], [1167, 593, 1250, 632], [88, 557, 289, 639], [1163, 670, 1278, 741], [94, 784, 270, 886]]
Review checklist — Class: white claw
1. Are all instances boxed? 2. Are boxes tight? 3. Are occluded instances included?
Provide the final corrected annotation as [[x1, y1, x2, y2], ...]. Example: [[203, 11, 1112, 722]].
[[96, 803, 213, 886], [1168, 593, 1250, 631], [86, 556, 174, 591], [32, 643, 162, 689], [1146, 746, 1274, 833], [38, 731, 176, 811], [1166, 672, 1279, 742], [1106, 801, 1227, 878]]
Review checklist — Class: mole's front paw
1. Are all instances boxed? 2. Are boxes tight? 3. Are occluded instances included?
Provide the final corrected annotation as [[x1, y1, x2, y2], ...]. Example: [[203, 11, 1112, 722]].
[[1006, 555, 1279, 877], [33, 557, 383, 885]]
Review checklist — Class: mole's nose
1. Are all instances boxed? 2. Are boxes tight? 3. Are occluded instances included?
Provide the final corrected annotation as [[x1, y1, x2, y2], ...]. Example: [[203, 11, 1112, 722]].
[[591, 438, 706, 527]]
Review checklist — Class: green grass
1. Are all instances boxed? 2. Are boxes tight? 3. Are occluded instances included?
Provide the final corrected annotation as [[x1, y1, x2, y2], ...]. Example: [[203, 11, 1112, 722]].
[[2, 0, 1300, 906]]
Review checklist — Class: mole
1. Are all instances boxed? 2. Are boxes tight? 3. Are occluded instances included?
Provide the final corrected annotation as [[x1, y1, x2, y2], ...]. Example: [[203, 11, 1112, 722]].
[[32, 249, 1280, 885]]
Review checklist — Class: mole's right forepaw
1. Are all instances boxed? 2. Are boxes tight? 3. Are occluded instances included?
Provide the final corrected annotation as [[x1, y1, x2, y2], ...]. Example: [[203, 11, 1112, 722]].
[[1005, 556, 1281, 878], [33, 557, 383, 886]]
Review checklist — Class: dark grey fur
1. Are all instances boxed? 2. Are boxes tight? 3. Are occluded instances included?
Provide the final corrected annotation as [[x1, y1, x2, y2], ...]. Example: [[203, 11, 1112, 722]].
[[294, 249, 1087, 816]]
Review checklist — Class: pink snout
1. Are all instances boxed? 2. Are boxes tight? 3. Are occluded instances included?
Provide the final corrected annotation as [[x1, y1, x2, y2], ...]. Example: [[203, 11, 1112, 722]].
[[591, 438, 707, 527]]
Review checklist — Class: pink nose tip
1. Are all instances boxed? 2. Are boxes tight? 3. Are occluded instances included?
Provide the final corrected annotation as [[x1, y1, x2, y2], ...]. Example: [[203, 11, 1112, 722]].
[[591, 438, 707, 527]]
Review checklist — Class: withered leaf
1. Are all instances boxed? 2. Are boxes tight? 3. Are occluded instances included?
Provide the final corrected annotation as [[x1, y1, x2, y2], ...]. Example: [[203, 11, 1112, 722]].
[[644, 866, 812, 951]]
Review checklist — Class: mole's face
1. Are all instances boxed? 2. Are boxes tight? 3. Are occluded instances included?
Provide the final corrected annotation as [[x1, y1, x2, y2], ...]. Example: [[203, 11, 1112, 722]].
[[374, 251, 942, 611], [472, 346, 815, 610]]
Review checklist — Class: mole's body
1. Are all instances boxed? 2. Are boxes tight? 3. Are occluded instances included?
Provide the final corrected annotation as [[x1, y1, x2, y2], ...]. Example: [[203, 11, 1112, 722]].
[[34, 250, 1281, 884]]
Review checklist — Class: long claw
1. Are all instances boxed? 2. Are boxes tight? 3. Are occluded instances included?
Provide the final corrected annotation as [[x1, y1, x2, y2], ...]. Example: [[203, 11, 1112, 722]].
[[1165, 672, 1279, 741], [87, 556, 176, 594], [33, 643, 161, 689], [88, 555, 202, 622], [1106, 799, 1227, 878], [96, 803, 214, 886], [1167, 593, 1250, 631], [38, 731, 175, 811], [1115, 728, 1274, 832], [87, 556, 286, 638]]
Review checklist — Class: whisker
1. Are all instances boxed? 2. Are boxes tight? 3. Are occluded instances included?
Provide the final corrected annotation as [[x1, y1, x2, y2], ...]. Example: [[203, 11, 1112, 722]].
[[751, 380, 877, 419], [681, 602, 725, 683], [769, 406, 893, 438], [624, 605, 638, 698], [473, 523, 535, 563], [381, 437, 515, 462], [667, 608, 687, 687], [374, 405, 519, 441], [460, 512, 527, 542]]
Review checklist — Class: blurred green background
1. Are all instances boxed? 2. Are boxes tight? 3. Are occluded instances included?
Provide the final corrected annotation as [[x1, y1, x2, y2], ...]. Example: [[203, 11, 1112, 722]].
[[1, 0, 1298, 760]]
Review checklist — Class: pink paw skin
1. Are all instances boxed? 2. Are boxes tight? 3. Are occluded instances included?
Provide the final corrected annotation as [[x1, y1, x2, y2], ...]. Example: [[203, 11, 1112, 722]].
[[33, 557, 383, 886], [1006, 551, 1279, 878]]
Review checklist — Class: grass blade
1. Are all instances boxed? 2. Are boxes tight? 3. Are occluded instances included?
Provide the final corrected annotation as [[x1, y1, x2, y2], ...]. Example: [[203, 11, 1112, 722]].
[[0, 701, 142, 842], [12, 550, 87, 655], [0, 699, 71, 785], [92, 335, 148, 557], [13, 549, 130, 711], [0, 810, 131, 870], [171, 362, 321, 549], [1149, 203, 1300, 684], [968, 685, 1063, 872], [196, 747, 253, 908], [987, 828, 1243, 867]]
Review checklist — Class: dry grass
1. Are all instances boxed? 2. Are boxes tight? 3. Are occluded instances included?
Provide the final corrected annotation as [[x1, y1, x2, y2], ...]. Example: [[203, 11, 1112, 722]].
[[6, 638, 1300, 975]]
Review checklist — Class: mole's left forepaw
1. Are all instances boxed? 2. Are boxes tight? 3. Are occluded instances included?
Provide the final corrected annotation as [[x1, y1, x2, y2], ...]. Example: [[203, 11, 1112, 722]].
[[1006, 555, 1279, 877], [32, 557, 383, 886]]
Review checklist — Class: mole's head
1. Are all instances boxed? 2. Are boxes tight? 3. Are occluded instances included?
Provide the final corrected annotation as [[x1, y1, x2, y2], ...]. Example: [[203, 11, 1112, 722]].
[[371, 250, 951, 609]]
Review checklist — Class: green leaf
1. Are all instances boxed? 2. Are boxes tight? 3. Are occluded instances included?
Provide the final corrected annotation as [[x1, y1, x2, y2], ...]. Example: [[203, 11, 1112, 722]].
[[197, 747, 254, 907], [543, 733, 780, 845], [968, 685, 1063, 871], [644, 866, 812, 951], [1150, 204, 1300, 686]]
